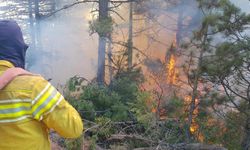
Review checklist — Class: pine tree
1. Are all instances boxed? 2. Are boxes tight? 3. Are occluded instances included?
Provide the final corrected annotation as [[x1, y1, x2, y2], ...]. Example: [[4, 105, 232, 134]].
[[194, 0, 250, 149]]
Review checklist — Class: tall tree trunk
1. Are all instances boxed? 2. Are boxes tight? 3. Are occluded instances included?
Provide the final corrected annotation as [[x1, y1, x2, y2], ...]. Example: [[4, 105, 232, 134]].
[[127, 2, 133, 70], [52, 0, 56, 11], [242, 117, 250, 149], [34, 0, 40, 19], [97, 37, 107, 84], [107, 38, 113, 83], [176, 6, 183, 48], [97, 0, 109, 84], [186, 27, 208, 142], [27, 0, 35, 70], [28, 0, 35, 44]]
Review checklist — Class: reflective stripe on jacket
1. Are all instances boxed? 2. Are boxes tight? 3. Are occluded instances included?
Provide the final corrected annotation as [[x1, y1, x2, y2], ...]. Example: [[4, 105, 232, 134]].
[[0, 60, 83, 150]]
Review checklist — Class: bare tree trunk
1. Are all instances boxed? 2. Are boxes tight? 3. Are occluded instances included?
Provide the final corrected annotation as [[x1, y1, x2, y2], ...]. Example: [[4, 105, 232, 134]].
[[97, 37, 107, 84], [107, 38, 113, 83], [52, 0, 56, 11], [127, 2, 133, 70], [28, 0, 35, 44], [97, 0, 109, 84], [242, 117, 250, 149], [27, 0, 36, 69], [176, 6, 183, 48], [186, 27, 207, 142], [34, 0, 40, 19]]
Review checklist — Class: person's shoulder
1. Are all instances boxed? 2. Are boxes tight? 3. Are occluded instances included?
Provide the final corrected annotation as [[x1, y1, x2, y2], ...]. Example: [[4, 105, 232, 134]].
[[16, 74, 46, 82], [1, 75, 48, 93], [13, 75, 49, 88]]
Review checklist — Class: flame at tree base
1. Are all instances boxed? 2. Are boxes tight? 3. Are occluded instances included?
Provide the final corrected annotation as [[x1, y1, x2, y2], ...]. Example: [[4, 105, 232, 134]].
[[185, 96, 204, 142]]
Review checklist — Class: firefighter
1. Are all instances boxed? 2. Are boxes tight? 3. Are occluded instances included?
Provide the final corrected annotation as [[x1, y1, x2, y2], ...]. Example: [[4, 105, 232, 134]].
[[0, 20, 83, 150]]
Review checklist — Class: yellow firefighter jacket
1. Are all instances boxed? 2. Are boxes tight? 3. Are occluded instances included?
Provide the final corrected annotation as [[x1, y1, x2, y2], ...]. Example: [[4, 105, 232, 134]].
[[0, 60, 83, 150]]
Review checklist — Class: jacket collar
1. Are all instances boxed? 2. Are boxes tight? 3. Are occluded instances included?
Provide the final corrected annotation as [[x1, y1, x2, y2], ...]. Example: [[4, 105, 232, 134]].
[[0, 60, 15, 70]]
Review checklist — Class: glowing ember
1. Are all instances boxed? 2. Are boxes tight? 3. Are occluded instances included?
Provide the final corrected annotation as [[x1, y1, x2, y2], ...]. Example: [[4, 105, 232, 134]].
[[151, 108, 157, 113], [190, 126, 196, 133]]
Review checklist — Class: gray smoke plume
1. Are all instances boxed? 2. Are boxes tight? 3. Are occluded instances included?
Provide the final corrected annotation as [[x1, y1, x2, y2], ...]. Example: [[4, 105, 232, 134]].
[[0, 0, 99, 86], [26, 3, 98, 85]]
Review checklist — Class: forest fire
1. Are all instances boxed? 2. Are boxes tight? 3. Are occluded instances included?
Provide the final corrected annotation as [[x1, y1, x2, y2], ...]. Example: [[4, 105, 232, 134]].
[[165, 35, 201, 138], [185, 96, 199, 133], [167, 54, 176, 84], [0, 0, 247, 149], [184, 95, 204, 142], [166, 32, 179, 86]]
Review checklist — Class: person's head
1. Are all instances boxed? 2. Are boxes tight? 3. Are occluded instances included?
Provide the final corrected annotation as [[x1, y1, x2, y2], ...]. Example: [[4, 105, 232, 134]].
[[0, 20, 28, 69]]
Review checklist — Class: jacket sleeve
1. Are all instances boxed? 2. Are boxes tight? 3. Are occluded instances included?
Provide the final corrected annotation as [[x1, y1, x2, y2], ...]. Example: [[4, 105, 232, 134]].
[[31, 77, 83, 138]]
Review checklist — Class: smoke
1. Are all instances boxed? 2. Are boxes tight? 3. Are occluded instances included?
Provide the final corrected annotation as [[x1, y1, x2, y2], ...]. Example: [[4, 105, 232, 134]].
[[1, 0, 249, 87], [26, 1, 98, 85], [0, 0, 99, 86], [230, 0, 250, 13]]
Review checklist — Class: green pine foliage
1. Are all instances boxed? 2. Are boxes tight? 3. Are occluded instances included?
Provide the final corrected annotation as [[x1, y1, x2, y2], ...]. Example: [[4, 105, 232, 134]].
[[89, 17, 113, 36], [66, 69, 151, 123], [193, 0, 250, 149], [129, 92, 156, 127], [222, 111, 243, 150], [65, 69, 159, 148]]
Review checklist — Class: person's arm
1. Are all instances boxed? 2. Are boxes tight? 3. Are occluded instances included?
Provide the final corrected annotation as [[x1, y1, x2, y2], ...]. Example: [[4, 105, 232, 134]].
[[31, 77, 83, 138], [42, 99, 83, 138]]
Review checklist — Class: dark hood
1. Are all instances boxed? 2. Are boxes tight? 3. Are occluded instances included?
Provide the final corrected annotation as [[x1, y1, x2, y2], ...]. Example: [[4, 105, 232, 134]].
[[0, 20, 28, 69]]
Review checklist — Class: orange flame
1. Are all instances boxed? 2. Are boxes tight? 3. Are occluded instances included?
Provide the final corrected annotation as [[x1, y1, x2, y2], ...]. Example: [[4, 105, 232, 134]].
[[167, 54, 176, 84], [184, 96, 199, 134], [151, 108, 157, 113]]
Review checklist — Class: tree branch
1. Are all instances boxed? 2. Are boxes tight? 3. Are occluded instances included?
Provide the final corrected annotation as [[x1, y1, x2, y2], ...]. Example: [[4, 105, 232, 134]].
[[42, 0, 98, 19], [109, 9, 125, 21]]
